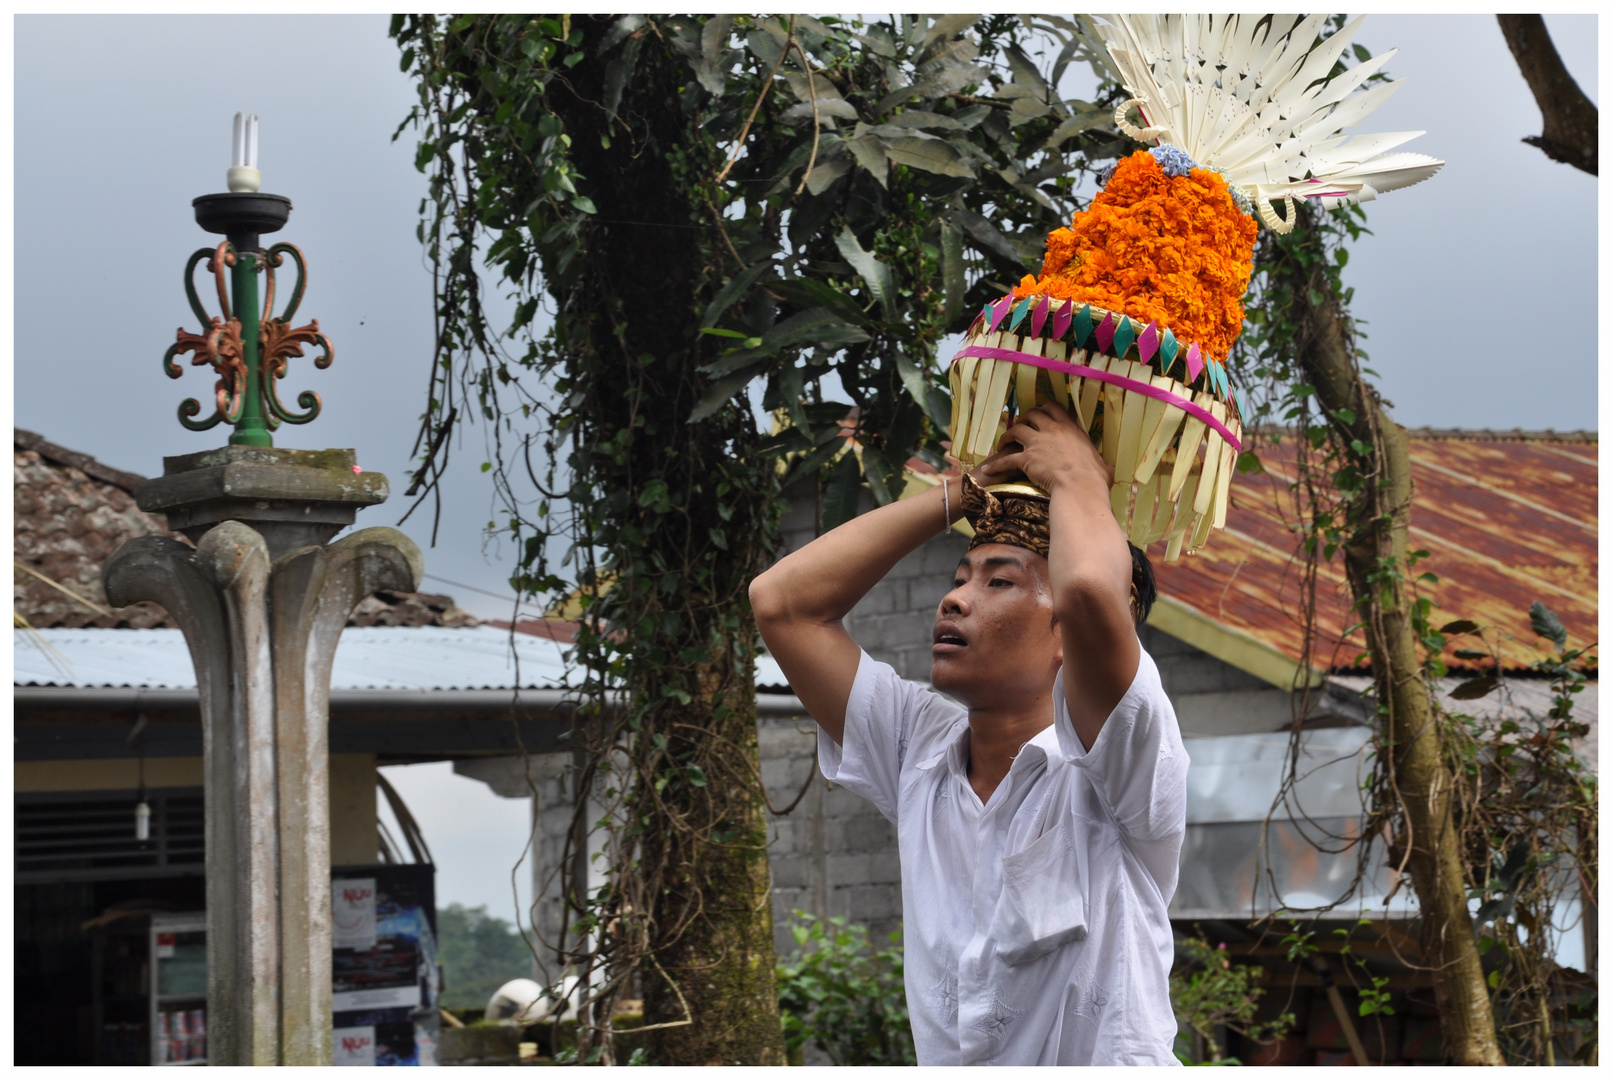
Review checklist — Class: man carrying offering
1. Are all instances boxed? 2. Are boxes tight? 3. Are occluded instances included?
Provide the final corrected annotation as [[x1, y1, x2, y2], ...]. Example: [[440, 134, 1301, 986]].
[[750, 9, 1451, 1062], [750, 402, 1187, 1066]]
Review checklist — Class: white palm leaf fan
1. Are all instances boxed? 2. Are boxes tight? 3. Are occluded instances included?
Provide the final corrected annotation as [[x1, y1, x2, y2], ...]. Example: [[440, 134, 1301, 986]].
[[1095, 13, 1444, 231]]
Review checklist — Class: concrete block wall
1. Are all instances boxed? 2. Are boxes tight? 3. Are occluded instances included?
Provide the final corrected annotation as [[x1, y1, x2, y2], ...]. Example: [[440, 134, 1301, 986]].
[[759, 715, 902, 961]]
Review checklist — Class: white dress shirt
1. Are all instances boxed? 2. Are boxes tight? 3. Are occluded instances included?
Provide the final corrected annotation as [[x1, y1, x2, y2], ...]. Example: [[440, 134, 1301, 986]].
[[817, 646, 1188, 1065]]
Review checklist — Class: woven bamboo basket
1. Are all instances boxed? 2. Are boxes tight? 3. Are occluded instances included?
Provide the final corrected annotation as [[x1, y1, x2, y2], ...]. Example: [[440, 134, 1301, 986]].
[[948, 293, 1245, 562]]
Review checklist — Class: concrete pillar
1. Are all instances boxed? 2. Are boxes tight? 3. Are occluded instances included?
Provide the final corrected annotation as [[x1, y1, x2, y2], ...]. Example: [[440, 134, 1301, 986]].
[[104, 446, 420, 1066]]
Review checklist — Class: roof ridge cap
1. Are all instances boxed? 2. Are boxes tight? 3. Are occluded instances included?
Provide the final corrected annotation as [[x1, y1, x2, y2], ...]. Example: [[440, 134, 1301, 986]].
[[14, 427, 150, 491]]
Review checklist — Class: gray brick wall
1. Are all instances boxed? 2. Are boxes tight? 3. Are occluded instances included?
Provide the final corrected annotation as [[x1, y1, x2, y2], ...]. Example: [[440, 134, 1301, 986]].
[[759, 715, 902, 960]]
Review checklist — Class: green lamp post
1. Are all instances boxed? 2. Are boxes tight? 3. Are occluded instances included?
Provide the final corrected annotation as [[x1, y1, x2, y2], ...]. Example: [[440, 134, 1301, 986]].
[[166, 112, 330, 448]]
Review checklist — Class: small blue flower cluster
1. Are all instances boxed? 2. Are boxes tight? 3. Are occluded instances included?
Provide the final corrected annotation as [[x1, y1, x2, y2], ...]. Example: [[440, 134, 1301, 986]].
[[1094, 146, 1255, 218], [1148, 144, 1200, 177]]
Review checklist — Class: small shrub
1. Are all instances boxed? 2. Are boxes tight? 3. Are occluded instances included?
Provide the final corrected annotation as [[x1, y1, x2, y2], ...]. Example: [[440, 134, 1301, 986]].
[[1170, 930, 1294, 1064], [775, 912, 916, 1065]]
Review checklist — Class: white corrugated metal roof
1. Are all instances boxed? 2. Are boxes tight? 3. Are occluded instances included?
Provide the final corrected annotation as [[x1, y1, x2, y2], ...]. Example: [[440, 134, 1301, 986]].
[[754, 654, 788, 691], [14, 626, 574, 691], [15, 627, 796, 694]]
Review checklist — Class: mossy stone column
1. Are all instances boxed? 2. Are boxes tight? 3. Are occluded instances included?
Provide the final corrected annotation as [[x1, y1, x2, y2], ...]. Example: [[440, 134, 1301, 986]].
[[104, 447, 422, 1065]]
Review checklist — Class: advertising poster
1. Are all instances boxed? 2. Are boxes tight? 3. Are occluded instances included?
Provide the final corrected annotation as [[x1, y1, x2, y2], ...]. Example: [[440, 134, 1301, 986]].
[[332, 864, 440, 1067]]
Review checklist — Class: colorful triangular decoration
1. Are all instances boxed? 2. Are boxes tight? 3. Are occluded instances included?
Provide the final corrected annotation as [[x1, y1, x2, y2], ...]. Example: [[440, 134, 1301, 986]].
[[1112, 316, 1136, 359], [988, 296, 1013, 332], [1094, 312, 1116, 354], [1073, 304, 1095, 347], [1159, 329, 1179, 374], [1030, 295, 1050, 338], [1137, 321, 1160, 366], [1052, 299, 1074, 340], [1008, 296, 1033, 332], [1185, 342, 1204, 383]]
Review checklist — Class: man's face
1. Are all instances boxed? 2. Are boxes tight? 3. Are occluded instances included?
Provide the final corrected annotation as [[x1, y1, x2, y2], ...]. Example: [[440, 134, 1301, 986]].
[[930, 543, 1062, 709]]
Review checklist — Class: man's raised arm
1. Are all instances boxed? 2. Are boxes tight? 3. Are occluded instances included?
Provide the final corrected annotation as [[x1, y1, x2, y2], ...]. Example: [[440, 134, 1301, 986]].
[[991, 404, 1139, 750], [750, 458, 1005, 744]]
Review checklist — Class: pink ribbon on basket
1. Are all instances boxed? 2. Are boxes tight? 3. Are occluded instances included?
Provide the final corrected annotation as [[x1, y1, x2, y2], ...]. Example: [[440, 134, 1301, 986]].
[[954, 345, 1243, 452]]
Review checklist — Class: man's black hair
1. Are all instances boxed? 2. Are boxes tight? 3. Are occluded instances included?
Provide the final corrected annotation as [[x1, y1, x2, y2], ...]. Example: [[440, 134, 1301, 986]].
[[1129, 543, 1157, 629]]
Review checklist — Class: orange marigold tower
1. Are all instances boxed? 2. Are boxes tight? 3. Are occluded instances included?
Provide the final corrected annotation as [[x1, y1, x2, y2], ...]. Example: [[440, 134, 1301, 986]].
[[948, 14, 1442, 560]]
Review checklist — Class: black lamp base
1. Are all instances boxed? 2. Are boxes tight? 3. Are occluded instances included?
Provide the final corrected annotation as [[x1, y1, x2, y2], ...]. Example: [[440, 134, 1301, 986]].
[[193, 192, 292, 252]]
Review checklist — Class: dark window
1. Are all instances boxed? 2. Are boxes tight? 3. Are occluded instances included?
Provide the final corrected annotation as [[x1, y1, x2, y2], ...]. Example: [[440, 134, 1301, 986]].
[[16, 788, 204, 885]]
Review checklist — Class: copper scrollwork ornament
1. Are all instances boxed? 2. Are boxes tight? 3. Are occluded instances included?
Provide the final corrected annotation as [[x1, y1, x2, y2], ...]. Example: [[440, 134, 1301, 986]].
[[163, 240, 333, 432]]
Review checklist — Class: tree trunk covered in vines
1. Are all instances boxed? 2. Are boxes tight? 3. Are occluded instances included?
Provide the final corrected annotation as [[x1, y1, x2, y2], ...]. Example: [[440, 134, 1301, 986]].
[[1283, 207, 1503, 1066], [547, 21, 784, 1066], [395, 12, 1130, 1065]]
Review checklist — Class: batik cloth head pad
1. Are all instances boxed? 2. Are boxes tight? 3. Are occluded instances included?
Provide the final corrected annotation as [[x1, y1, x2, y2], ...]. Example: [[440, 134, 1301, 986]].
[[960, 473, 1153, 627], [961, 475, 1050, 558]]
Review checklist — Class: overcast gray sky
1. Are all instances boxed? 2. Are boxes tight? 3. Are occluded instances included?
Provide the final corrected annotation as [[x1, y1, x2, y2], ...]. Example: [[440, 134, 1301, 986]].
[[12, 15, 1598, 922]]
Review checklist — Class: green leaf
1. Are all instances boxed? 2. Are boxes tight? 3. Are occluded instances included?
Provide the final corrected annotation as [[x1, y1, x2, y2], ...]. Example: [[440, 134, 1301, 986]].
[[570, 195, 597, 215], [700, 327, 754, 340], [770, 277, 876, 328], [779, 362, 810, 436], [940, 217, 965, 324], [598, 14, 643, 54], [688, 367, 761, 423], [955, 208, 1025, 266], [699, 307, 869, 377], [1529, 601, 1568, 649], [804, 155, 852, 195], [1449, 676, 1499, 701], [821, 451, 863, 532], [835, 227, 897, 323], [603, 33, 644, 122], [693, 14, 735, 96], [745, 27, 784, 71], [1439, 619, 1480, 635], [701, 262, 770, 329], [782, 434, 848, 490], [845, 135, 889, 188], [1039, 108, 1110, 151], [884, 136, 975, 178], [895, 352, 949, 430]]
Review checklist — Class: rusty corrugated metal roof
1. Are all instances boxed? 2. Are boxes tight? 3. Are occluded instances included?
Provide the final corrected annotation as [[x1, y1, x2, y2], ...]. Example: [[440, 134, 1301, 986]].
[[1150, 430, 1596, 674]]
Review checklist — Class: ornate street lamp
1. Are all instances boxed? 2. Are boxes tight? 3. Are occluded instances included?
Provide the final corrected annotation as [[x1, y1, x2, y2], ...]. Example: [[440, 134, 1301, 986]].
[[104, 115, 423, 1066], [168, 113, 331, 448]]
